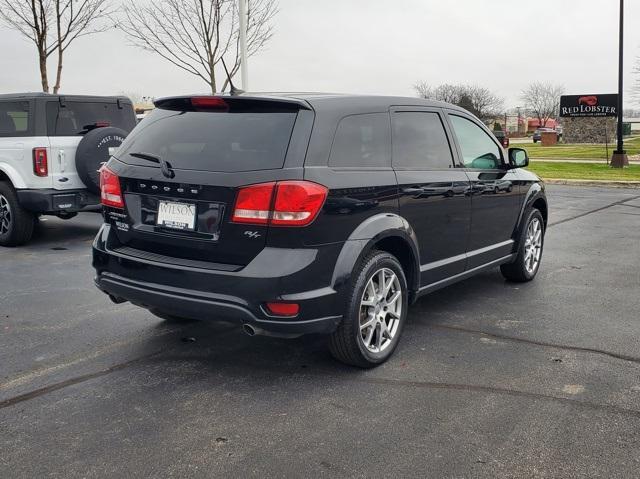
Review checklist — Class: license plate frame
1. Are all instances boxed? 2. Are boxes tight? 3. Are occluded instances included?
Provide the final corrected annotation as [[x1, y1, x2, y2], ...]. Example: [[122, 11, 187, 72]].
[[156, 200, 197, 231]]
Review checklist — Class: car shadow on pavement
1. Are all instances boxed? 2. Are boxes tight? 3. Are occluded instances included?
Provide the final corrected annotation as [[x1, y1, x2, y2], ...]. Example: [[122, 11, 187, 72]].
[[28, 213, 103, 248], [138, 269, 515, 378]]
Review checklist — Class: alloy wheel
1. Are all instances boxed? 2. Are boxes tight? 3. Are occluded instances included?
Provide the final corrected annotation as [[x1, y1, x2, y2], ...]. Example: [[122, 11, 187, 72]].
[[0, 194, 11, 236], [524, 217, 542, 274], [359, 267, 403, 353]]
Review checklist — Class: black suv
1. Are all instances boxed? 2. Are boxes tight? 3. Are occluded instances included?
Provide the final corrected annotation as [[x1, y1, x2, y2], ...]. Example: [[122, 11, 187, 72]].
[[92, 94, 547, 367]]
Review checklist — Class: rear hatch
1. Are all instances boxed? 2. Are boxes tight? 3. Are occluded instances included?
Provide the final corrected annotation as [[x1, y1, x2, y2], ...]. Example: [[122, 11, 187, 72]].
[[47, 98, 136, 190], [106, 96, 312, 268]]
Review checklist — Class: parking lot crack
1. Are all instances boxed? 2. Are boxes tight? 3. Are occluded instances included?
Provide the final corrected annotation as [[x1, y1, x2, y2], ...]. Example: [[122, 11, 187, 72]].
[[429, 324, 640, 365], [0, 350, 164, 410], [356, 377, 640, 419], [548, 194, 640, 227]]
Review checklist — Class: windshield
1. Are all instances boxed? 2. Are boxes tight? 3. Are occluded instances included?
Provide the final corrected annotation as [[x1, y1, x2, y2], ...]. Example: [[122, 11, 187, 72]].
[[117, 108, 298, 172]]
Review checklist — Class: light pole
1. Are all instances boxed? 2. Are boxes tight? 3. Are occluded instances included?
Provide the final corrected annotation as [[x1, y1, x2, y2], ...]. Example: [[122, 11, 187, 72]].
[[611, 0, 628, 167], [238, 0, 249, 91]]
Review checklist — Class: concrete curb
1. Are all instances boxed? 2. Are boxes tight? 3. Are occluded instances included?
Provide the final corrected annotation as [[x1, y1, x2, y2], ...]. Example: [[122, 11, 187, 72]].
[[543, 178, 640, 188], [532, 158, 640, 164]]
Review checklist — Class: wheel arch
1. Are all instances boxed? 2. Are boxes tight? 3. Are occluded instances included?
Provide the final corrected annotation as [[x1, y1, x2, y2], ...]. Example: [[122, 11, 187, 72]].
[[0, 164, 25, 189], [531, 196, 548, 228], [331, 213, 421, 304], [511, 183, 548, 248]]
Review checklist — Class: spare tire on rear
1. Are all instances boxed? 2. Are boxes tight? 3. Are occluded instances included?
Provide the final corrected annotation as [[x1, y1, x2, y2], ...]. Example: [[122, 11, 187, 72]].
[[75, 127, 128, 194]]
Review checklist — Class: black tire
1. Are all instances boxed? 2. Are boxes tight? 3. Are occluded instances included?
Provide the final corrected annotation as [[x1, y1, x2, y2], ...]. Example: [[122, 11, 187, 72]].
[[0, 181, 35, 247], [501, 208, 545, 282], [75, 127, 128, 194], [329, 250, 408, 368]]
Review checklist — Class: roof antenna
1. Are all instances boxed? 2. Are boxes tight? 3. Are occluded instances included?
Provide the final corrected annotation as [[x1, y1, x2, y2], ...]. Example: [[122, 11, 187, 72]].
[[220, 57, 244, 96]]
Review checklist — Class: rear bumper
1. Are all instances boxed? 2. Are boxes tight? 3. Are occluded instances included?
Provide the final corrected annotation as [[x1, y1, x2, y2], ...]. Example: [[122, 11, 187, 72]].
[[92, 224, 344, 336], [17, 188, 100, 214]]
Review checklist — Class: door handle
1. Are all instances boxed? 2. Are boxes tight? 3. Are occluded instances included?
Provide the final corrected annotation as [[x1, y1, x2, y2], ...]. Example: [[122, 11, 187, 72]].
[[58, 150, 66, 172]]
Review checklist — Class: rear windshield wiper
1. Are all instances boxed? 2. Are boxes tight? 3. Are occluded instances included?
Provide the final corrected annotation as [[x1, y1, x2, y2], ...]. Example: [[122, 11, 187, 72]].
[[129, 152, 175, 179]]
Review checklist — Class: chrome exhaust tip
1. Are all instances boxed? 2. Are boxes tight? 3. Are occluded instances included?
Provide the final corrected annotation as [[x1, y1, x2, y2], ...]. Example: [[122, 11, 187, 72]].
[[243, 324, 257, 336], [108, 294, 126, 304]]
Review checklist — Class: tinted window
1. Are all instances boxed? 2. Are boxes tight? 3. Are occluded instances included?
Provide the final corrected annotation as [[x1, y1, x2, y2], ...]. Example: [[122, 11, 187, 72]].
[[392, 112, 453, 169], [0, 101, 31, 137], [46, 101, 136, 136], [449, 115, 502, 169], [117, 108, 297, 172], [329, 113, 390, 168]]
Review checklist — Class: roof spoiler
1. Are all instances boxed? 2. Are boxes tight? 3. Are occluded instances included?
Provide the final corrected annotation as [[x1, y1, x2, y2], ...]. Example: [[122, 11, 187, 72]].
[[154, 96, 311, 112]]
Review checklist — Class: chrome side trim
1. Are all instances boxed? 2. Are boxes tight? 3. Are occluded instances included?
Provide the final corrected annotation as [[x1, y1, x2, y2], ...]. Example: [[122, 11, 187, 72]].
[[418, 254, 516, 296], [420, 239, 514, 272]]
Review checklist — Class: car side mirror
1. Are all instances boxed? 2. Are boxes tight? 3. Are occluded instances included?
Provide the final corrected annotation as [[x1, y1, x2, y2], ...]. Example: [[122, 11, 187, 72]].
[[508, 148, 529, 169]]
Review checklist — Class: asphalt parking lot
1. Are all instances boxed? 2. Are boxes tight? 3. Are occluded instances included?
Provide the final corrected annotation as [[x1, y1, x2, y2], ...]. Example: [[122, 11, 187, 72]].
[[1, 184, 640, 478]]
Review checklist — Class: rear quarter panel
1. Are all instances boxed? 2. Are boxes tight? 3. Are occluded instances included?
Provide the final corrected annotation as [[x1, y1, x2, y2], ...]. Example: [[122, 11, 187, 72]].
[[0, 136, 52, 189]]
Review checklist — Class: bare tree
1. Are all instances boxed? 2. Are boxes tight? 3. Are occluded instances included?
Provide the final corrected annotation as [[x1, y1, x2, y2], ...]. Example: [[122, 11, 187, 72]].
[[414, 81, 432, 100], [120, 0, 277, 94], [413, 82, 503, 121], [521, 82, 565, 128], [467, 85, 504, 121], [0, 0, 112, 93]]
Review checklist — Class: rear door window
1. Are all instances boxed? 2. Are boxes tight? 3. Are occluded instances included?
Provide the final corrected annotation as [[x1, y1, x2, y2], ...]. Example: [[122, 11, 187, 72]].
[[329, 113, 391, 168], [117, 107, 298, 172], [0, 101, 31, 137], [46, 101, 136, 136], [391, 111, 454, 170]]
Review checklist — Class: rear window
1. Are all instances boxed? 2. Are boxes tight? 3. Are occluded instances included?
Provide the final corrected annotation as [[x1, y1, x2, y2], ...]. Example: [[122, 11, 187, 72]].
[[117, 108, 298, 172], [0, 101, 31, 137], [46, 101, 136, 136], [329, 113, 391, 168]]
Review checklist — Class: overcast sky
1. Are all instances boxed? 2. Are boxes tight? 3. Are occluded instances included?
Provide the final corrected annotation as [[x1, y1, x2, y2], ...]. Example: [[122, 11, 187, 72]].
[[1, 0, 639, 108]]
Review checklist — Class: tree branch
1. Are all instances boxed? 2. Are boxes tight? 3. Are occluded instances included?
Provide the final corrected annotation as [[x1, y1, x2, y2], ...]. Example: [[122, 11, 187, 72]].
[[117, 0, 277, 93]]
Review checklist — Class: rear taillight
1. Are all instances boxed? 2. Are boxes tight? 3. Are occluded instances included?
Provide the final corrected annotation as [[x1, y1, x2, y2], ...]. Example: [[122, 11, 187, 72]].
[[271, 181, 328, 226], [99, 165, 124, 208], [231, 182, 276, 224], [33, 148, 48, 177], [231, 181, 328, 227]]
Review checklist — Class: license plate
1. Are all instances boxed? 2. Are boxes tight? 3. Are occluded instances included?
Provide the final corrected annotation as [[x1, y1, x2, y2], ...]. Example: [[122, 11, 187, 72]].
[[157, 201, 196, 231]]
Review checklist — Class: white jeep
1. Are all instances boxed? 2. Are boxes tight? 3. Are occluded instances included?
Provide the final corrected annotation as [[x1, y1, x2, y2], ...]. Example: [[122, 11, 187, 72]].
[[0, 93, 136, 246]]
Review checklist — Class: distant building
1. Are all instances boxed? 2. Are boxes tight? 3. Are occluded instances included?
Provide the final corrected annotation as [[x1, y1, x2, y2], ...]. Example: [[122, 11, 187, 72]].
[[626, 118, 640, 132], [527, 118, 558, 132]]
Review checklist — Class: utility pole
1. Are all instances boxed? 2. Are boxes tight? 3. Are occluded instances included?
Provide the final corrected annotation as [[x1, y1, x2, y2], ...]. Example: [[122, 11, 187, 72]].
[[611, 0, 628, 167], [238, 0, 249, 91]]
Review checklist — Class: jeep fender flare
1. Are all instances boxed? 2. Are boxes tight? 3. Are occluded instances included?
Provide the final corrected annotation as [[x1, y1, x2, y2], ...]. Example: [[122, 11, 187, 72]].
[[330, 213, 421, 300], [0, 163, 27, 189], [514, 182, 547, 237]]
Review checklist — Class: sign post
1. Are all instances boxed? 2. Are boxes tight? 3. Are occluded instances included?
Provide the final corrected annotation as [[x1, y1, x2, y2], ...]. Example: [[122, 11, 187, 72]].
[[611, 0, 628, 168], [238, 0, 249, 91]]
